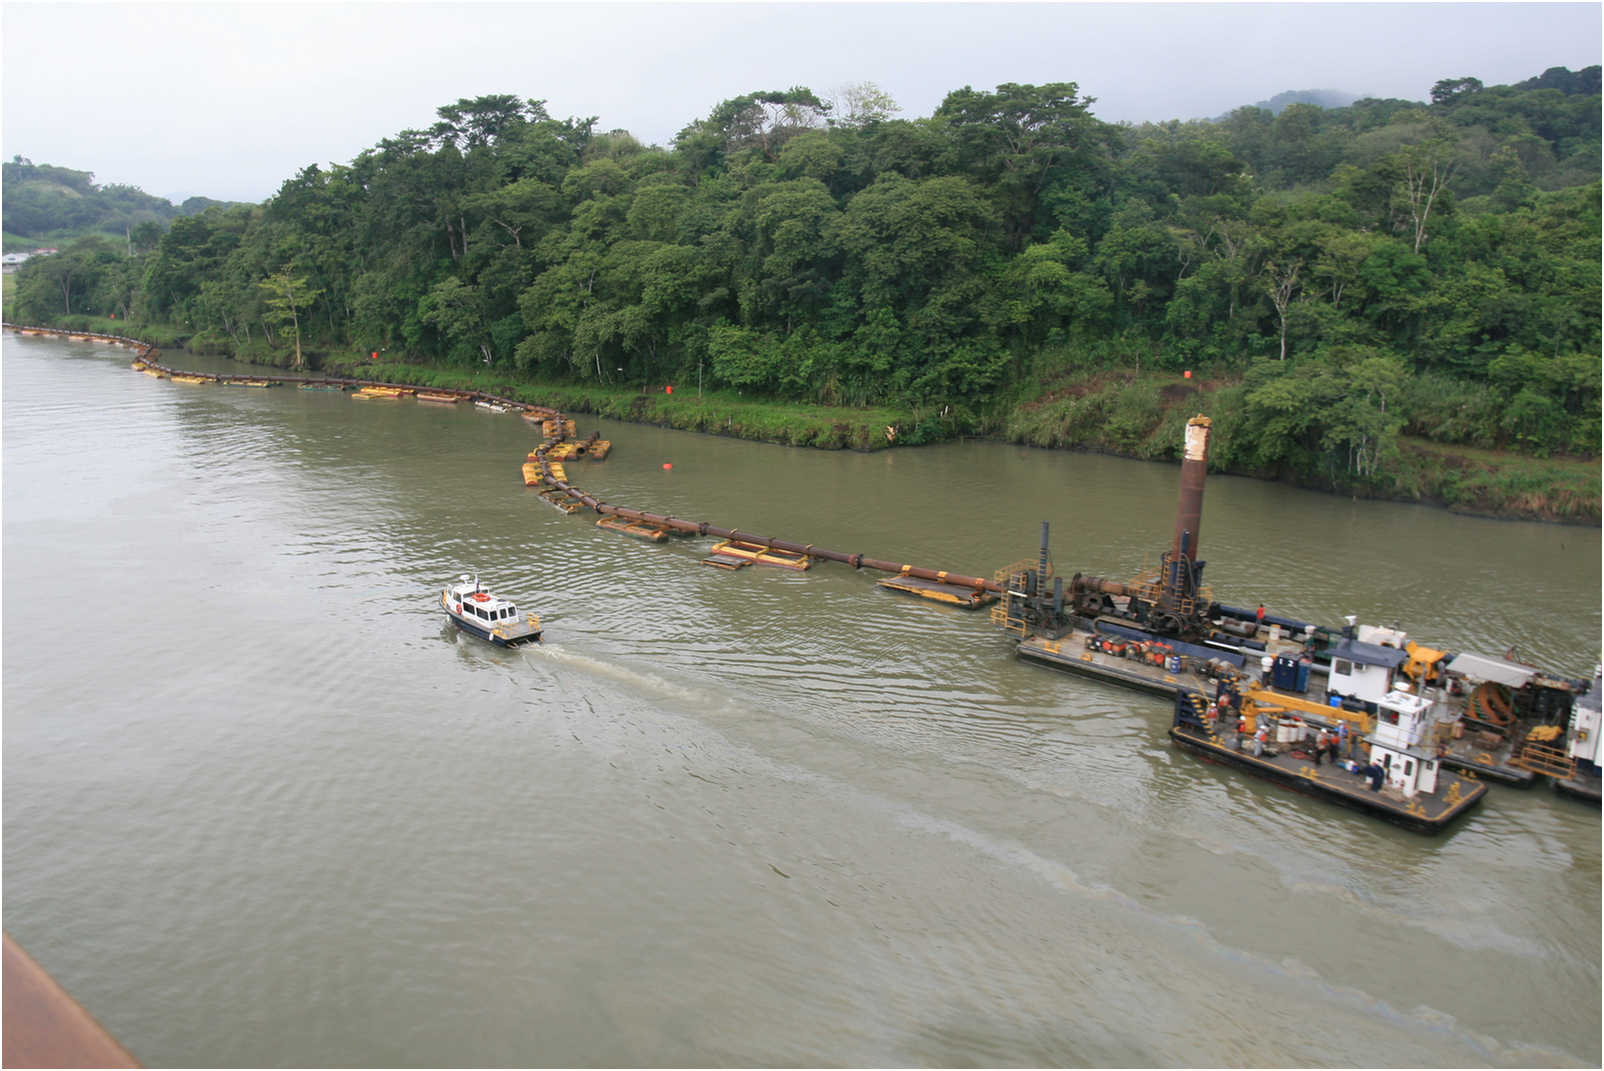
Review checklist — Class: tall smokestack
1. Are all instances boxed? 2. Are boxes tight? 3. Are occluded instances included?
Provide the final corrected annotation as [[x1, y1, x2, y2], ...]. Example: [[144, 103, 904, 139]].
[[1171, 415, 1212, 563]]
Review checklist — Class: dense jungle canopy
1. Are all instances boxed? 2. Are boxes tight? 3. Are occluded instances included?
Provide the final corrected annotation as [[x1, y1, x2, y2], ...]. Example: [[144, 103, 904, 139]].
[[9, 67, 1601, 488]]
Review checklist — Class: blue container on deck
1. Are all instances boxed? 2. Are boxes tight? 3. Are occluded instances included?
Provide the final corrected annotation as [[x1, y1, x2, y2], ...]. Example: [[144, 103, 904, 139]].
[[1271, 654, 1313, 693], [1165, 654, 1181, 672]]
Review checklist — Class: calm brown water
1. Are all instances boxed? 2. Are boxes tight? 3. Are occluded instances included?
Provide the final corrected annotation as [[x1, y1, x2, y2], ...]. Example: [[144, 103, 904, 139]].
[[4, 333, 1600, 1067]]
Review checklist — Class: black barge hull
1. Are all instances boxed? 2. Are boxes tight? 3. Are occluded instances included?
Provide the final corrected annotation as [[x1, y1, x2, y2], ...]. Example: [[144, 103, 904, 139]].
[[1169, 722, 1487, 834], [1438, 752, 1538, 786], [1554, 766, 1602, 804], [1017, 637, 1207, 698]]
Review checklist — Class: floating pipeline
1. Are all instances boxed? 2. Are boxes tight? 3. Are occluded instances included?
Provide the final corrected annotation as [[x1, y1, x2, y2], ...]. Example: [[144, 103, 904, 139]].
[[4, 322, 160, 359], [0, 324, 567, 421], [23, 321, 1002, 607], [517, 416, 1001, 602], [529, 450, 1001, 598], [0, 321, 1152, 611]]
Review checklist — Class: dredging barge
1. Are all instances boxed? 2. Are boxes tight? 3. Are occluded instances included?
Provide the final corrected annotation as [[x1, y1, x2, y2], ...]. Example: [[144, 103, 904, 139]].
[[989, 416, 1599, 812]]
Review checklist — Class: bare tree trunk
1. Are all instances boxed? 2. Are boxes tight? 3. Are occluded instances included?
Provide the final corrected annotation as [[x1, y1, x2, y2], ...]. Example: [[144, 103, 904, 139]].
[[493, 219, 522, 249], [1404, 158, 1454, 253], [1266, 260, 1301, 360]]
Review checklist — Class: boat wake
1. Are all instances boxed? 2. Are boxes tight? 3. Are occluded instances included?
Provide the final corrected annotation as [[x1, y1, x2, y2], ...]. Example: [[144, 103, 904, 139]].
[[524, 642, 720, 710]]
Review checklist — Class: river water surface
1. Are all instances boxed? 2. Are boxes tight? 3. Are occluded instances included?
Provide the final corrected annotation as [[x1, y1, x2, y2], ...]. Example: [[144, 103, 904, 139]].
[[4, 333, 1600, 1067]]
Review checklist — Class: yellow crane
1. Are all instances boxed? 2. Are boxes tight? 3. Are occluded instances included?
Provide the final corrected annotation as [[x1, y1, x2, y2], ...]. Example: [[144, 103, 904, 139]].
[[1237, 681, 1374, 737]]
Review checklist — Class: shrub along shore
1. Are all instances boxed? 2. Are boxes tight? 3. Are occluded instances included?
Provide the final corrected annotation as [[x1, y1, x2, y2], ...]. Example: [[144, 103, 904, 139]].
[[13, 314, 1599, 525]]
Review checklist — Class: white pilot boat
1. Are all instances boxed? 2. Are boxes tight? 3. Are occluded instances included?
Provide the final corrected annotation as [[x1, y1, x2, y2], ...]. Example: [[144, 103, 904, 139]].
[[441, 575, 542, 647]]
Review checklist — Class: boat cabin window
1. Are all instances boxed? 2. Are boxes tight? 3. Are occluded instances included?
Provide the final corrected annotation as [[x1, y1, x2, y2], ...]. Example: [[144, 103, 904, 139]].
[[1404, 759, 1415, 776], [1333, 659, 1353, 677]]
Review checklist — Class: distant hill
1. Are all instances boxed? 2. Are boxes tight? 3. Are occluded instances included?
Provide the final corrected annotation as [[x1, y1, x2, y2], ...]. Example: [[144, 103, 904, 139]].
[[1515, 65, 1602, 95], [1250, 89, 1360, 114], [1, 157, 243, 246]]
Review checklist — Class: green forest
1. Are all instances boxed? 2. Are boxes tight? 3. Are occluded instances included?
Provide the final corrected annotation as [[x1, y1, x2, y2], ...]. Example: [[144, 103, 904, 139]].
[[8, 67, 1600, 519], [2, 158, 235, 248]]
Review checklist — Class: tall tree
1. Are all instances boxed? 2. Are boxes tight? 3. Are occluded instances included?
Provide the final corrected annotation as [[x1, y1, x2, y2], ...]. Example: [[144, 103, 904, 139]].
[[258, 270, 323, 369], [935, 82, 1112, 248]]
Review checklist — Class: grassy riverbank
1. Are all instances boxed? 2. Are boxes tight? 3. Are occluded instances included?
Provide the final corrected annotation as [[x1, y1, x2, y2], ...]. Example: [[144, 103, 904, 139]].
[[324, 358, 916, 451], [999, 367, 1601, 524], [13, 315, 1600, 525]]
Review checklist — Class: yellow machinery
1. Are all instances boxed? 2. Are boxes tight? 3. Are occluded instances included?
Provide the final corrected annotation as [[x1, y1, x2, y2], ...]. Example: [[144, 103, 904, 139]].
[[1237, 681, 1373, 737], [1401, 641, 1450, 687]]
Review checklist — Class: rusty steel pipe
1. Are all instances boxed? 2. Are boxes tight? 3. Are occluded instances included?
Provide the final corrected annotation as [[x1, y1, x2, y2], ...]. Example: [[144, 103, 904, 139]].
[[1171, 415, 1212, 561], [124, 343, 1009, 595], [1073, 575, 1138, 598], [544, 474, 1002, 591]]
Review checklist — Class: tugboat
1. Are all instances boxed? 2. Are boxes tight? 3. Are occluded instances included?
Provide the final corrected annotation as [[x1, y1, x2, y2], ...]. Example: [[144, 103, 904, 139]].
[[441, 575, 542, 647]]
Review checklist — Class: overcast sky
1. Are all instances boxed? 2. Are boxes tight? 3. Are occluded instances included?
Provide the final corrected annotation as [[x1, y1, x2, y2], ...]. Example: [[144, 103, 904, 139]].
[[3, 2, 1599, 204]]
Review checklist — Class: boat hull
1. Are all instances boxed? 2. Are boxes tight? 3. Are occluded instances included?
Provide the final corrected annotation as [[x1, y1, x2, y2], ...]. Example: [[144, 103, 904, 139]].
[[446, 612, 541, 647]]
